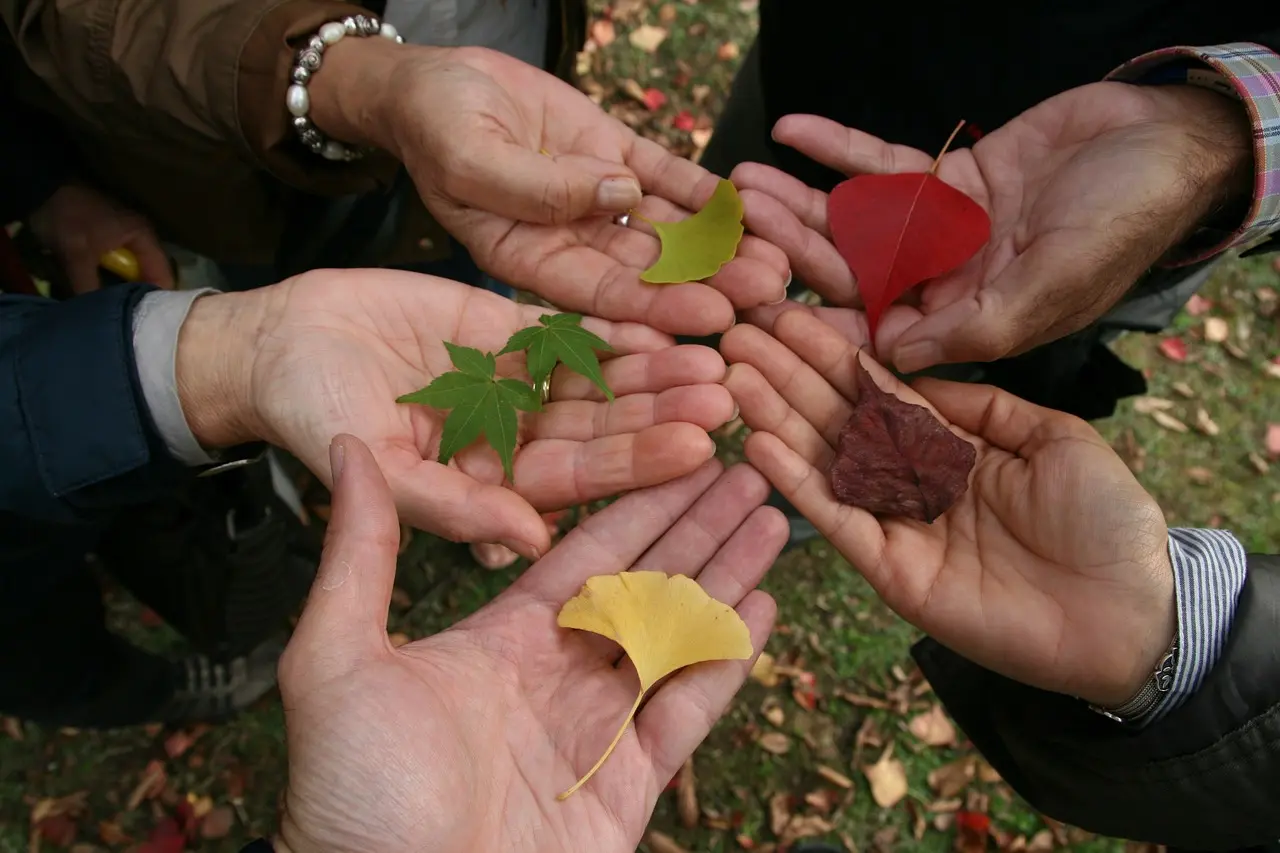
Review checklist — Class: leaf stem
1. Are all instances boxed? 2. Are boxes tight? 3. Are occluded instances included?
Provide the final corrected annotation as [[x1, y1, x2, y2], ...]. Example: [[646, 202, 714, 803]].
[[556, 689, 646, 800], [929, 119, 967, 176]]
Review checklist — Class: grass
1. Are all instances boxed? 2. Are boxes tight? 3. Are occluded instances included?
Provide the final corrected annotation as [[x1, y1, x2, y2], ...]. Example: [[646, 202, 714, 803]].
[[3, 2, 1278, 852]]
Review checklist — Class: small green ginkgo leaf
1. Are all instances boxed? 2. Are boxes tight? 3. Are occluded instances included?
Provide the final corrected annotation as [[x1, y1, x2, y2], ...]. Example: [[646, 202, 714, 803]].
[[396, 344, 540, 482], [638, 178, 745, 285], [499, 313, 615, 401]]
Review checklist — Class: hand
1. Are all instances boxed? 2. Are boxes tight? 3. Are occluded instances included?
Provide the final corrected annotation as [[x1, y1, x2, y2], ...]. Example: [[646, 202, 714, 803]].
[[28, 183, 174, 294], [276, 435, 781, 853], [721, 310, 1176, 707], [176, 269, 738, 558], [309, 41, 790, 336], [732, 82, 1251, 371]]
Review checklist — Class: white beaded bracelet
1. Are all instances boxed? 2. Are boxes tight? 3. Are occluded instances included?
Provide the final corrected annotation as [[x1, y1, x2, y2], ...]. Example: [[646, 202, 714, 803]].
[[286, 13, 404, 162]]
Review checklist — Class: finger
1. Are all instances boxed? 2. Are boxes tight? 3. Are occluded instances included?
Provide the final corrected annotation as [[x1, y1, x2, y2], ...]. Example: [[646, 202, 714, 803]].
[[382, 450, 550, 559], [736, 188, 856, 305], [722, 362, 835, 470], [514, 305, 674, 356], [625, 134, 729, 214], [732, 162, 831, 234], [911, 378, 1074, 455], [125, 233, 174, 289], [637, 590, 777, 785], [720, 323, 851, 447], [665, 504, 788, 605], [511, 459, 726, 603], [450, 141, 642, 224], [631, 464, 773, 576], [742, 302, 870, 346], [771, 114, 934, 176], [742, 430, 888, 585], [513, 422, 717, 510], [531, 385, 735, 441], [551, 345, 726, 402], [289, 435, 402, 674]]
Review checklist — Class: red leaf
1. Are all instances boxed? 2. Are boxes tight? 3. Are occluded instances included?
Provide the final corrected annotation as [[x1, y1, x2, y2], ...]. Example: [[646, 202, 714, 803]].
[[1184, 293, 1213, 316], [955, 810, 990, 853], [827, 121, 990, 335], [830, 357, 976, 522], [137, 818, 185, 853], [791, 670, 819, 710], [641, 87, 667, 111], [36, 815, 78, 847], [673, 110, 696, 132], [1158, 337, 1188, 362]]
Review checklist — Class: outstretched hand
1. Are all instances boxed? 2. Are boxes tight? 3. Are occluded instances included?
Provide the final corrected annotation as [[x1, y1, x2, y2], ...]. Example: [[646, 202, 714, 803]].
[[276, 435, 782, 853], [722, 310, 1176, 707], [733, 82, 1251, 370]]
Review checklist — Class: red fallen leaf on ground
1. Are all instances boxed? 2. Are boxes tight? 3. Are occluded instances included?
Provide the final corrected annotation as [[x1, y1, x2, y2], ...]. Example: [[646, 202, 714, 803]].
[[641, 87, 667, 111], [954, 810, 990, 853], [1266, 423, 1280, 459], [830, 357, 977, 522], [791, 670, 819, 710], [1185, 293, 1213, 316], [36, 814, 78, 846], [673, 110, 696, 132], [827, 120, 990, 336], [138, 817, 186, 853], [1158, 337, 1188, 362]]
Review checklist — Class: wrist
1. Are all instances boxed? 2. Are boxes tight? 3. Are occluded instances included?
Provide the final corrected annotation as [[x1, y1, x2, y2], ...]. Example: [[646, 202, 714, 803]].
[[306, 33, 418, 156], [1147, 84, 1254, 223], [175, 291, 267, 449]]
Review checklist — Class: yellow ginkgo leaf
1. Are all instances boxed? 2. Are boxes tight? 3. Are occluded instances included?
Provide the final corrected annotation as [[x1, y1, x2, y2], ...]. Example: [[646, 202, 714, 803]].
[[638, 179, 745, 284], [555, 571, 753, 799]]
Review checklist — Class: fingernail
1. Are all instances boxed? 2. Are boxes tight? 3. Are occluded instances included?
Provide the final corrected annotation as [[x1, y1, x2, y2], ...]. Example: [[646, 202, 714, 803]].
[[502, 539, 541, 561], [894, 341, 941, 375], [596, 177, 642, 212], [768, 272, 793, 305], [329, 438, 346, 483], [730, 402, 740, 421]]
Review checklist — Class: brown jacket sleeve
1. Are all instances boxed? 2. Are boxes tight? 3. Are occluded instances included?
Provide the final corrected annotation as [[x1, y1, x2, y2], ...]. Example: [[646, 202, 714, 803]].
[[1, 0, 397, 195]]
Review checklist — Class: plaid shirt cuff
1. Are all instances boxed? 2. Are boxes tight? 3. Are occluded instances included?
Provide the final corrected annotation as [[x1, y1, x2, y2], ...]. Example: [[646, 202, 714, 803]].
[[1107, 42, 1280, 264]]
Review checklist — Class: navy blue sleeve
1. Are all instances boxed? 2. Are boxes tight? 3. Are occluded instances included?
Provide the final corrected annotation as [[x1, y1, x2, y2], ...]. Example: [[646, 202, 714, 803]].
[[0, 284, 190, 523]]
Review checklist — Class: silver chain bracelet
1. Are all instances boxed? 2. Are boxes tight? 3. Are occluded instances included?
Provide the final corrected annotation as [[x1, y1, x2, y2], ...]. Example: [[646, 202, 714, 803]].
[[286, 14, 405, 162]]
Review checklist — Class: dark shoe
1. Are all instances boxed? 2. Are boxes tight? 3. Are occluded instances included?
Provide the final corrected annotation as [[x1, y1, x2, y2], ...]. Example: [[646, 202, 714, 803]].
[[97, 456, 318, 659], [156, 635, 286, 723]]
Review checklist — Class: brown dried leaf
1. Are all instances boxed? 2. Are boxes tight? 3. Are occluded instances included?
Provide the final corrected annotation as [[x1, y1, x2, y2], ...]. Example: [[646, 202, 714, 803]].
[[976, 760, 1003, 783], [906, 704, 956, 747], [750, 652, 780, 687], [1187, 466, 1214, 485], [837, 690, 891, 710], [1203, 317, 1229, 343], [628, 24, 668, 53], [816, 764, 853, 790], [589, 18, 615, 47], [1027, 830, 1055, 851], [863, 743, 909, 808], [927, 756, 976, 798], [644, 830, 688, 853], [1171, 381, 1196, 398], [126, 761, 166, 811], [758, 732, 791, 755], [1194, 408, 1220, 437], [31, 792, 88, 826], [677, 760, 698, 830], [1132, 396, 1175, 413], [1268, 423, 1280, 459], [1249, 452, 1271, 475], [830, 359, 976, 522], [1224, 340, 1248, 360], [200, 806, 235, 840], [781, 814, 836, 845], [929, 797, 963, 813], [1152, 411, 1189, 433], [768, 792, 793, 836], [760, 695, 785, 728], [804, 788, 841, 814]]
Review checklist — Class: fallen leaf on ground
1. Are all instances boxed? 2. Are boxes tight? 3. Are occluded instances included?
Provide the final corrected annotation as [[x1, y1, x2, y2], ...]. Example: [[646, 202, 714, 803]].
[[1189, 468, 1214, 488], [628, 24, 667, 52], [1224, 341, 1248, 360], [863, 743, 909, 808], [929, 797, 963, 813], [827, 120, 990, 336], [976, 760, 1002, 783], [760, 695, 785, 727], [677, 760, 699, 829], [136, 817, 185, 853], [1194, 408, 1220, 437], [638, 178, 744, 284], [162, 726, 208, 760], [1249, 452, 1271, 474], [199, 806, 234, 840], [1185, 293, 1212, 315], [1203, 317, 1230, 342], [717, 41, 740, 61], [781, 814, 836, 845], [127, 761, 167, 811], [1158, 337, 1188, 362], [1267, 424, 1280, 459], [758, 732, 791, 755], [816, 764, 853, 789], [750, 652, 780, 687], [1265, 359, 1280, 380], [954, 810, 991, 853], [791, 669, 819, 710], [673, 109, 696, 132], [907, 704, 956, 747], [1152, 411, 1189, 433], [1028, 829, 1055, 851], [928, 756, 976, 798], [555, 571, 753, 798], [804, 788, 841, 814], [768, 793, 793, 835], [30, 792, 88, 825], [640, 87, 667, 111], [1132, 396, 1174, 413], [589, 18, 615, 47], [831, 357, 976, 522], [837, 691, 891, 710], [35, 815, 77, 846], [1172, 381, 1196, 398]]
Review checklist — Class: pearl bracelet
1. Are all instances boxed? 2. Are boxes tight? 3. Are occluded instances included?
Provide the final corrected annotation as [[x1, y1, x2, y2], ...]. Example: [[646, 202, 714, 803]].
[[286, 14, 404, 162]]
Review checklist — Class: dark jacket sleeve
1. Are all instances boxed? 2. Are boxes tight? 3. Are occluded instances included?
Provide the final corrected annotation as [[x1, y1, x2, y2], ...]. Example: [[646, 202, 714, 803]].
[[1, 284, 189, 523], [0, 80, 74, 223], [915, 553, 1280, 851]]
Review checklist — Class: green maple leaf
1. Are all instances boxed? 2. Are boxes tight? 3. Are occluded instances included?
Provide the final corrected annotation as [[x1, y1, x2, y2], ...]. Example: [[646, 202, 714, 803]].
[[499, 313, 615, 401], [638, 178, 745, 284], [395, 343, 540, 482]]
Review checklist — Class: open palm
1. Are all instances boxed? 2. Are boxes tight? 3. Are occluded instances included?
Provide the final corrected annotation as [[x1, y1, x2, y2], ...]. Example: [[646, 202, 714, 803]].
[[391, 47, 790, 335], [732, 82, 1247, 370], [217, 269, 735, 558], [276, 436, 782, 853], [721, 311, 1176, 707]]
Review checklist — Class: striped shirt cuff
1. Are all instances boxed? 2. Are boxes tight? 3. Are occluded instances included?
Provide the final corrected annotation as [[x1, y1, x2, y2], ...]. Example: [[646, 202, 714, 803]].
[[1141, 528, 1249, 726], [1107, 42, 1280, 265]]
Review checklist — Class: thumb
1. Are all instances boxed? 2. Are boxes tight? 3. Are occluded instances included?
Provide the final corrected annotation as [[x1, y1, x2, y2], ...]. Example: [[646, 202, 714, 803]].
[[450, 141, 642, 225], [290, 434, 402, 675]]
